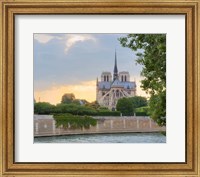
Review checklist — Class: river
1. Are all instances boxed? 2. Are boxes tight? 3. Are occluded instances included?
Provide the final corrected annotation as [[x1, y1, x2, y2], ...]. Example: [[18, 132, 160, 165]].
[[34, 132, 166, 143]]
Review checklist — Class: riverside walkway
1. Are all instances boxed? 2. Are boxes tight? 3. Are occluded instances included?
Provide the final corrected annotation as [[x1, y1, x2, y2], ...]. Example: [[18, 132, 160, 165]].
[[34, 115, 165, 137]]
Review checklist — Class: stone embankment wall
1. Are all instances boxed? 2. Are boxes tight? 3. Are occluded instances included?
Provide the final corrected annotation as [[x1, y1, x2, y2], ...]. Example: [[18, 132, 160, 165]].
[[34, 115, 165, 137]]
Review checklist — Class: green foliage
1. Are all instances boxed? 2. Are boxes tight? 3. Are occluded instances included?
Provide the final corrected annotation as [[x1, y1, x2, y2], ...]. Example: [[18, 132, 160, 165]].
[[79, 99, 89, 105], [72, 99, 81, 105], [135, 106, 149, 116], [96, 110, 121, 116], [135, 112, 148, 116], [34, 101, 121, 117], [34, 102, 55, 114], [98, 106, 109, 110], [86, 101, 100, 109], [54, 103, 97, 115], [53, 114, 97, 129], [115, 97, 148, 116], [116, 97, 134, 116], [129, 96, 148, 109], [135, 106, 149, 113], [119, 34, 166, 126], [148, 91, 166, 126]]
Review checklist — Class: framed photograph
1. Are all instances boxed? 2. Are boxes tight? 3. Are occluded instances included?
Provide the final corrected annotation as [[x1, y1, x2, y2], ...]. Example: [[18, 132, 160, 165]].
[[0, 0, 199, 176]]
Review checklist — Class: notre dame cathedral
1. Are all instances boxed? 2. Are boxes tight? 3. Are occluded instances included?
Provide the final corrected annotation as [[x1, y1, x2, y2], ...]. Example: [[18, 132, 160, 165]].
[[96, 51, 137, 110]]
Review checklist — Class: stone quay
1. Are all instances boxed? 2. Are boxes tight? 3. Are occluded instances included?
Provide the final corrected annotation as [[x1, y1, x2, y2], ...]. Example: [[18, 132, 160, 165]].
[[34, 115, 166, 137]]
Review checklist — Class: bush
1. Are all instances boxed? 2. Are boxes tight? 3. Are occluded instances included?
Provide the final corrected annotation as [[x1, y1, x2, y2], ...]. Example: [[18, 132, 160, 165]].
[[34, 102, 55, 114], [96, 110, 120, 116], [135, 106, 149, 116], [53, 114, 97, 129], [148, 91, 166, 126], [129, 96, 148, 108], [116, 97, 134, 116], [135, 106, 149, 112], [54, 103, 97, 115], [34, 102, 121, 117], [135, 112, 148, 116]]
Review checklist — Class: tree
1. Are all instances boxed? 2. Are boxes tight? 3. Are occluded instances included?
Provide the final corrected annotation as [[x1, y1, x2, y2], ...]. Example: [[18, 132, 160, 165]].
[[55, 103, 97, 115], [86, 101, 100, 110], [79, 99, 89, 105], [61, 93, 75, 104], [119, 34, 166, 126], [116, 97, 134, 116], [129, 96, 147, 109], [34, 102, 55, 114], [148, 91, 166, 126], [72, 99, 81, 105]]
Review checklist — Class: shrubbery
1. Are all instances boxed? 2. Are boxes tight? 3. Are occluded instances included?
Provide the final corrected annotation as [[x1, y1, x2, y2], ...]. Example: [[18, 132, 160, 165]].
[[34, 98, 150, 117], [116, 97, 134, 116], [116, 97, 149, 116], [34, 102, 120, 116], [135, 106, 149, 116], [96, 110, 120, 116], [135, 112, 148, 116], [54, 103, 97, 115], [34, 102, 55, 115], [53, 113, 97, 129]]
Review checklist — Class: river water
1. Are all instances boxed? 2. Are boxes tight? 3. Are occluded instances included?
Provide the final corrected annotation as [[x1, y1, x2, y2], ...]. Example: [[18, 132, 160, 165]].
[[34, 132, 166, 143]]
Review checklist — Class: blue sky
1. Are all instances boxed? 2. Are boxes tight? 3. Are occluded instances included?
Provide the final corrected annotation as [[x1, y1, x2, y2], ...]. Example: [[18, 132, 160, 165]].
[[34, 33, 145, 104]]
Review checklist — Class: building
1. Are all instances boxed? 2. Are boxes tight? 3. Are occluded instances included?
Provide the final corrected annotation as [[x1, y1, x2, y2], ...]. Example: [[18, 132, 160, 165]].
[[96, 50, 136, 110]]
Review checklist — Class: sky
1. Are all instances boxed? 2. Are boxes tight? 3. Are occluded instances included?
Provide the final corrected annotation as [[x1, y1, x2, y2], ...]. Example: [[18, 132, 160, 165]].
[[34, 33, 148, 105]]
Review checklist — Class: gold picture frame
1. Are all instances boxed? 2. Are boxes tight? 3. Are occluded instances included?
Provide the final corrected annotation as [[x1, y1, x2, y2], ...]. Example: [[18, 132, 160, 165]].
[[0, 0, 199, 176]]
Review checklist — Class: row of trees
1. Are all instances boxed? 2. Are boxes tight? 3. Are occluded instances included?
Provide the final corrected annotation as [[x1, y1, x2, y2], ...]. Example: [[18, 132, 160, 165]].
[[34, 102, 121, 116], [34, 94, 148, 116]]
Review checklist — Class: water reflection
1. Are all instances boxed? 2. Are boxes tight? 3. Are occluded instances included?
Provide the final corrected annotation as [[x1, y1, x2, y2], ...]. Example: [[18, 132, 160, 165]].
[[34, 132, 166, 143]]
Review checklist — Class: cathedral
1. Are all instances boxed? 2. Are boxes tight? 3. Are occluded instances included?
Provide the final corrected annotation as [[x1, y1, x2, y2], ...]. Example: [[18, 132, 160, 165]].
[[96, 51, 137, 110]]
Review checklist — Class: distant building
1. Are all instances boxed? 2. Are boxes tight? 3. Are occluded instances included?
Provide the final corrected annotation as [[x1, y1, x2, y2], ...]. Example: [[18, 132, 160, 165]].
[[96, 50, 136, 110]]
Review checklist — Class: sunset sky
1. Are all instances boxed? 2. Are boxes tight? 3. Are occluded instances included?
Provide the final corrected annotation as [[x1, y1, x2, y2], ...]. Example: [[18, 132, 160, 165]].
[[34, 33, 147, 105]]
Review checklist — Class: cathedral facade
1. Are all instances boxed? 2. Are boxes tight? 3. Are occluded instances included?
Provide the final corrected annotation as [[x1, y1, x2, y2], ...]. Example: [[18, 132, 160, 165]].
[[96, 51, 137, 110]]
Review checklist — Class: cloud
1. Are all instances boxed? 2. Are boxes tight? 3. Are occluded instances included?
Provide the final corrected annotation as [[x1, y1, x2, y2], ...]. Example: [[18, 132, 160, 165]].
[[34, 34, 62, 44], [64, 34, 97, 53], [34, 34, 97, 54]]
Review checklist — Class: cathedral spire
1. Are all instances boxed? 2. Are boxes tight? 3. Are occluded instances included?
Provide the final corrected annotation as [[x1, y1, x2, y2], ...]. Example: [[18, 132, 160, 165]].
[[113, 49, 118, 81]]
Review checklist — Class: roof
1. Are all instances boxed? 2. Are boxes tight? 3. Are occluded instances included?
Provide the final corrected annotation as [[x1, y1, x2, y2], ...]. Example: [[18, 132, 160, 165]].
[[98, 82, 112, 89], [119, 71, 130, 74], [98, 81, 136, 90], [121, 82, 136, 89], [111, 79, 124, 88]]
